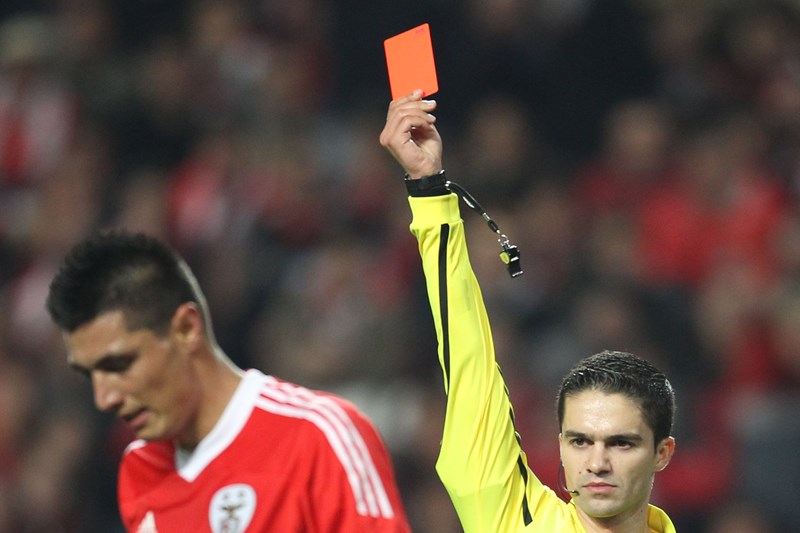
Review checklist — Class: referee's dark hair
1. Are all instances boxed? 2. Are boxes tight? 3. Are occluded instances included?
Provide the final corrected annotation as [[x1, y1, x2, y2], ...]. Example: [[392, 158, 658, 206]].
[[556, 350, 676, 449]]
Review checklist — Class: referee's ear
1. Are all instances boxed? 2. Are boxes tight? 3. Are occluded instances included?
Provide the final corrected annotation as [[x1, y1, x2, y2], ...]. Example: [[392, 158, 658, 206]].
[[654, 437, 676, 472]]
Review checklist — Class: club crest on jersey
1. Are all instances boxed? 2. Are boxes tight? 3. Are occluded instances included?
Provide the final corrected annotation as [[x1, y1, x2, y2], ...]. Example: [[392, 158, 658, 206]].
[[209, 483, 257, 533]]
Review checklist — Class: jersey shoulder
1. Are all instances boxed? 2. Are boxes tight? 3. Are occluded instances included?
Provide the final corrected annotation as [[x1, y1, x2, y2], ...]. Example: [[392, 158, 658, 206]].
[[118, 439, 176, 498], [256, 376, 367, 419], [121, 439, 175, 471]]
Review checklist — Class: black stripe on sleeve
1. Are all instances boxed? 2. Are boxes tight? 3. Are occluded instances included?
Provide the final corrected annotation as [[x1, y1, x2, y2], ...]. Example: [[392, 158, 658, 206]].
[[501, 318, 533, 524], [517, 456, 533, 525], [437, 220, 531, 524], [438, 223, 451, 389]]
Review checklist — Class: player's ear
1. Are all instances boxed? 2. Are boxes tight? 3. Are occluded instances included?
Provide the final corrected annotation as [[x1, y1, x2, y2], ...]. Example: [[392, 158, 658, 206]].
[[654, 436, 675, 472], [171, 302, 204, 348]]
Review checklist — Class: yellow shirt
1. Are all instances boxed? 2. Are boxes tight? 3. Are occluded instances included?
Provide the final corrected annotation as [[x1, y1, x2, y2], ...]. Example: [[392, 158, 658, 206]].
[[409, 193, 676, 532]]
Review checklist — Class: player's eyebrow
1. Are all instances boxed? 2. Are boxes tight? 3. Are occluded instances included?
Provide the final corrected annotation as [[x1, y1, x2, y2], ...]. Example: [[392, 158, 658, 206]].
[[68, 359, 91, 378], [68, 352, 136, 377]]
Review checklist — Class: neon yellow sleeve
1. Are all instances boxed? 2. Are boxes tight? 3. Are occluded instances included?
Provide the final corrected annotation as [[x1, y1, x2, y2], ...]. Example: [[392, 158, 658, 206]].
[[409, 194, 577, 532]]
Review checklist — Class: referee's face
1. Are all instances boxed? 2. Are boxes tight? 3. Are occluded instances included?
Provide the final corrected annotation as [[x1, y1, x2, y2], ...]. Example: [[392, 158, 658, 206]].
[[558, 390, 675, 527], [64, 307, 200, 444]]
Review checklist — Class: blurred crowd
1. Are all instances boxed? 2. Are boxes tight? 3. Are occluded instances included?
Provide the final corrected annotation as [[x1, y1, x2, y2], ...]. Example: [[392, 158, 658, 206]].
[[1, 0, 799, 531]]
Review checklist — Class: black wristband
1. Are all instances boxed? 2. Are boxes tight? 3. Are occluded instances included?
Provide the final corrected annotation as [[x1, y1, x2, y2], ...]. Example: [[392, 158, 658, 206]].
[[404, 170, 449, 197]]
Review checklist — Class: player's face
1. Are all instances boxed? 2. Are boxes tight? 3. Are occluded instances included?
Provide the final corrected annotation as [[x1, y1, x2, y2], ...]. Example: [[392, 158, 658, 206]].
[[65, 308, 199, 443], [559, 390, 674, 527]]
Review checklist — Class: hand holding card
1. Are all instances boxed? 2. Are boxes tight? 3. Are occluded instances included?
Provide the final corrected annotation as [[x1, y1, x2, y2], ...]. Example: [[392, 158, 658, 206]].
[[384, 23, 439, 100]]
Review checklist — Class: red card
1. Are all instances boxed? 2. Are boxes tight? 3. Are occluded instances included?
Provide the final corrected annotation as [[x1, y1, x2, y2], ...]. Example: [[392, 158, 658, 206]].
[[384, 23, 439, 99]]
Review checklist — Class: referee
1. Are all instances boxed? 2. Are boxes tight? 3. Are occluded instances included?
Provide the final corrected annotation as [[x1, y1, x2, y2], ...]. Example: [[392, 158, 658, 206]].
[[381, 90, 677, 533]]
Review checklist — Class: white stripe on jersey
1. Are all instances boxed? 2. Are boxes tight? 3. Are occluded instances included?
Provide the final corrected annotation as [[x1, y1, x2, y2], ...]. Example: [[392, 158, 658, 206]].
[[135, 511, 158, 533], [256, 379, 395, 519], [268, 381, 394, 518]]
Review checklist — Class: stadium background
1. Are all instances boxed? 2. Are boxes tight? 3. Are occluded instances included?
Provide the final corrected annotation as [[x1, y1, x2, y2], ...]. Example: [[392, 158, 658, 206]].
[[1, 0, 799, 531]]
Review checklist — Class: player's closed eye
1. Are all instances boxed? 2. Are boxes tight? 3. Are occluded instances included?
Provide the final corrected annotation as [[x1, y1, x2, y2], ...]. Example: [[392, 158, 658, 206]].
[[96, 354, 136, 374]]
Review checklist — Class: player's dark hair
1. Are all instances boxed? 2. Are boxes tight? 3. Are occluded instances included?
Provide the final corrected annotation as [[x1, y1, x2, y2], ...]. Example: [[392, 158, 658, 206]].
[[46, 230, 203, 336], [556, 350, 675, 449]]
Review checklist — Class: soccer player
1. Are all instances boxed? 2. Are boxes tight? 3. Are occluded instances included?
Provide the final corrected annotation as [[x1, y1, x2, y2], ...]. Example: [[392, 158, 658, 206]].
[[46, 231, 411, 532], [380, 90, 677, 532]]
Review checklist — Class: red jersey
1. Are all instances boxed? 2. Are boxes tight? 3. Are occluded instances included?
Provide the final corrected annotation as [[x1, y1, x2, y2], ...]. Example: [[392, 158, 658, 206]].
[[118, 369, 411, 532]]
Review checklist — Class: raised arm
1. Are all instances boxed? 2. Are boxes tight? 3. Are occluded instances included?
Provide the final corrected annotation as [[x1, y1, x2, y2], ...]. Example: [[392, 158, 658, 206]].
[[381, 93, 564, 531]]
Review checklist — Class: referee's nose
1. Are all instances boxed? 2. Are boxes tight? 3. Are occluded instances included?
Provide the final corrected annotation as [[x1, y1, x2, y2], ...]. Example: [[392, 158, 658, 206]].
[[586, 442, 612, 475]]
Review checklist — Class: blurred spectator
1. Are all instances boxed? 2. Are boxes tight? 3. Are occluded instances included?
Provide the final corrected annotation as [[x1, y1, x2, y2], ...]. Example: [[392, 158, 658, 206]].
[[572, 98, 676, 219], [705, 501, 778, 533], [0, 14, 76, 188], [452, 93, 552, 204], [722, 279, 800, 530], [637, 112, 787, 288]]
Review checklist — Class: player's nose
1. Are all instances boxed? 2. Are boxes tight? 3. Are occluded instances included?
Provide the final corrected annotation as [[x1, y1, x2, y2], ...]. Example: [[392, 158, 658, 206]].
[[92, 372, 124, 413]]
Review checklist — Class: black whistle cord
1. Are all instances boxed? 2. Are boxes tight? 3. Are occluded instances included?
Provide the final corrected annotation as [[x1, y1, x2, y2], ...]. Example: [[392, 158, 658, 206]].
[[444, 180, 523, 278]]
